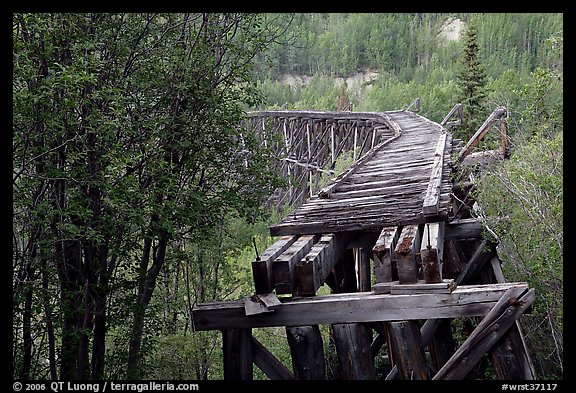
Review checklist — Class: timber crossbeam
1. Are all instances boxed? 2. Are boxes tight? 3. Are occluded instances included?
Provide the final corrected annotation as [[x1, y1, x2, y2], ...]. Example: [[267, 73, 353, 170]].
[[191, 282, 530, 331]]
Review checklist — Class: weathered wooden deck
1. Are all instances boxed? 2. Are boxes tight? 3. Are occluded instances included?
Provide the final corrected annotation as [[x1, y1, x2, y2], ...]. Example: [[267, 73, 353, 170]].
[[270, 110, 452, 236], [191, 106, 535, 381]]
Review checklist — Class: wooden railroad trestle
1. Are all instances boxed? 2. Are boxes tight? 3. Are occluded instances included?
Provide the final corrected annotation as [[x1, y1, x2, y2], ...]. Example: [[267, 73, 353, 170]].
[[192, 105, 534, 380]]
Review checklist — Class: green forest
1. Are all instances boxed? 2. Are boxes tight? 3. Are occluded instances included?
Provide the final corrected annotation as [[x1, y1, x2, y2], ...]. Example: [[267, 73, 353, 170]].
[[13, 13, 562, 381]]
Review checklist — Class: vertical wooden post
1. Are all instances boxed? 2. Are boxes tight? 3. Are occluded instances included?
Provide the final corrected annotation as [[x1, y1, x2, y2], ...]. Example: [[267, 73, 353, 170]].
[[286, 325, 326, 380], [332, 323, 376, 379], [222, 329, 253, 380], [427, 319, 455, 372], [481, 256, 536, 379], [388, 321, 430, 380], [394, 225, 419, 284], [330, 246, 373, 379], [420, 222, 444, 284], [358, 248, 372, 292], [372, 226, 401, 284], [331, 123, 336, 165], [353, 125, 358, 160], [262, 118, 268, 148], [283, 119, 293, 198], [340, 248, 358, 292]]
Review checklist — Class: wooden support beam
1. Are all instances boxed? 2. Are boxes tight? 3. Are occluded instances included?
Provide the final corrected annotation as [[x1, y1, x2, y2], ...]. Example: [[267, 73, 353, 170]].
[[422, 132, 447, 216], [252, 337, 295, 380], [481, 257, 536, 379], [394, 225, 420, 284], [286, 325, 326, 380], [192, 282, 530, 331], [347, 230, 380, 249], [489, 323, 536, 380], [222, 329, 253, 380], [269, 211, 451, 237], [427, 319, 456, 372], [294, 233, 350, 296], [330, 247, 357, 294], [433, 286, 535, 380], [386, 318, 443, 380], [273, 235, 319, 294], [420, 222, 445, 284], [252, 235, 298, 294], [440, 103, 463, 126], [332, 323, 376, 379], [455, 239, 493, 285], [456, 107, 507, 164], [373, 279, 455, 295], [372, 226, 401, 285], [445, 218, 483, 240], [388, 321, 430, 380]]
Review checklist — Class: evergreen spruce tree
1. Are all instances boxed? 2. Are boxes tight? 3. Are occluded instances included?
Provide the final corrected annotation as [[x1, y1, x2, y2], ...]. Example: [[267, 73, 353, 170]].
[[457, 23, 487, 140]]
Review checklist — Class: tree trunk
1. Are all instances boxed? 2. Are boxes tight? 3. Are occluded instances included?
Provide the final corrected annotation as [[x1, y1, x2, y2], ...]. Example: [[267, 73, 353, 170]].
[[127, 235, 168, 379], [55, 238, 84, 380], [20, 275, 33, 380], [41, 258, 58, 380]]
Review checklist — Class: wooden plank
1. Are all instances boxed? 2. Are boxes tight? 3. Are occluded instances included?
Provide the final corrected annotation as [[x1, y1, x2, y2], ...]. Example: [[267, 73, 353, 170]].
[[258, 293, 282, 309], [252, 336, 295, 380], [244, 295, 273, 316], [388, 321, 430, 380], [286, 325, 326, 380], [433, 286, 535, 380], [295, 191, 429, 212], [394, 225, 419, 284], [389, 279, 456, 295], [372, 281, 399, 295], [270, 210, 450, 237], [423, 132, 447, 216], [191, 282, 530, 331], [222, 329, 253, 380], [420, 222, 445, 284], [332, 323, 376, 379], [273, 235, 319, 294], [252, 235, 299, 294]]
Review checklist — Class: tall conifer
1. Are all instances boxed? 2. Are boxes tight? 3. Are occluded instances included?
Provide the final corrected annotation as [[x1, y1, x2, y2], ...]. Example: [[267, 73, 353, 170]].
[[457, 23, 487, 139]]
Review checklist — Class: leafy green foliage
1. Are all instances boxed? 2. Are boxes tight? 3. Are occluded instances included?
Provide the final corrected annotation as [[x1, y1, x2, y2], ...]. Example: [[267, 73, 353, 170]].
[[474, 132, 563, 378], [13, 12, 283, 380]]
